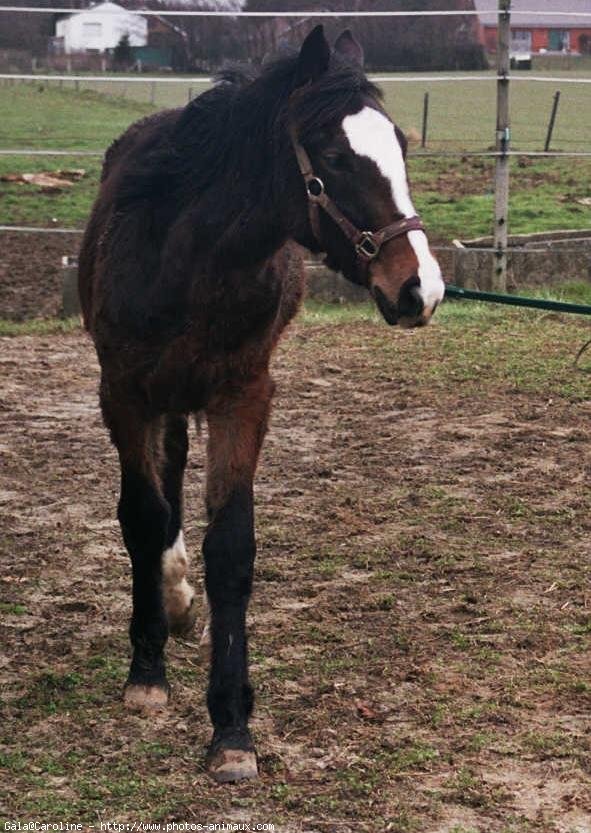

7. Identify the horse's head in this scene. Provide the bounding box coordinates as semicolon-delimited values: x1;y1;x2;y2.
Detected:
288;26;444;328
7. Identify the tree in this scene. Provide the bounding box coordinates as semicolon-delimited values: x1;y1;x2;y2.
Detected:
0;0;58;57
139;0;248;71
113;32;134;69
244;0;487;71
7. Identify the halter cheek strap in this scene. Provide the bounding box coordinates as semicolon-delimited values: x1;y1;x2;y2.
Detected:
289;124;425;269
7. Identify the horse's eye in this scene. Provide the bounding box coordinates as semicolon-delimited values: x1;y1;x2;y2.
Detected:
323;152;349;170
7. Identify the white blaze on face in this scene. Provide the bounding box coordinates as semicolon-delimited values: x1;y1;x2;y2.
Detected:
341;106;445;312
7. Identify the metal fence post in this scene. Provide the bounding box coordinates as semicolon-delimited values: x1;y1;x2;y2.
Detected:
544;90;561;152
421;91;429;149
493;0;511;292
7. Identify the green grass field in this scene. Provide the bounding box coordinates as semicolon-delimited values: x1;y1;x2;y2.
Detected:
0;74;590;240
3;68;590;150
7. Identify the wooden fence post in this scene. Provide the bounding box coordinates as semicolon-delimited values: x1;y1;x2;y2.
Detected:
493;0;511;292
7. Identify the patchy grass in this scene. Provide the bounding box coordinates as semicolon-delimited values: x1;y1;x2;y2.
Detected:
1;79;590;237
1;68;591;822
302;291;591;402
0;316;80;336
0;155;102;228
1;152;589;237
0;602;27;615
301;299;378;325
410;156;591;240
1;304;590;829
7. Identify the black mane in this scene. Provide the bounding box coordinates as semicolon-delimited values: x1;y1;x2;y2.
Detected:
107;51;381;224
90;48;381;336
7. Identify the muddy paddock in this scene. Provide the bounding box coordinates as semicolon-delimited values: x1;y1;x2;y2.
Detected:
0;311;590;831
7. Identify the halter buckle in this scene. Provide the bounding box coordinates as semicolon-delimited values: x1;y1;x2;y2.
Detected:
306;177;325;200
355;231;380;260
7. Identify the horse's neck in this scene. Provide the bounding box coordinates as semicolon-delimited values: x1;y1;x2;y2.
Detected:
219;202;287;269
174;83;295;271
190;164;290;272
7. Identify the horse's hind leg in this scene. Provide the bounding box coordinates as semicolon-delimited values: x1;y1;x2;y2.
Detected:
102;394;171;709
203;372;274;783
160;414;197;637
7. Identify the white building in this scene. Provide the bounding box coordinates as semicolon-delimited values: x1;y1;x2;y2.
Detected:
55;2;148;54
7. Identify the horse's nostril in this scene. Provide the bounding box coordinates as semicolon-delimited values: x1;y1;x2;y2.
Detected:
398;278;424;319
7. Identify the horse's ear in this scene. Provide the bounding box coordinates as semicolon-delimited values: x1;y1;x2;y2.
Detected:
334;29;364;66
295;25;330;86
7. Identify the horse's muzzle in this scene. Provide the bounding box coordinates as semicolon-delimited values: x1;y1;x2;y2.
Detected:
373;277;439;328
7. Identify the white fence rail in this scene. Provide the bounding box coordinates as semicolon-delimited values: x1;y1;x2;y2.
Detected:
1;6;591;16
2;148;591;158
2;72;591;84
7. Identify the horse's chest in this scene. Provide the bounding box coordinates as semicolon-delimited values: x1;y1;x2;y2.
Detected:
118;247;305;415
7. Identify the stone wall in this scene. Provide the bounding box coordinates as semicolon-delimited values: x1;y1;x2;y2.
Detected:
453;229;591;291
304;230;591;303
56;230;591;317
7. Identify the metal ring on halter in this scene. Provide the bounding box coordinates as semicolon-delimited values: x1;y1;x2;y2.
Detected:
306;177;325;199
355;231;380;260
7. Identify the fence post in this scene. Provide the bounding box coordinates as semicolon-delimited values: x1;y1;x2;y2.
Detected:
150;80;156;105
421;91;429;149
188;86;193;103
493;0;511;292
544;90;560;152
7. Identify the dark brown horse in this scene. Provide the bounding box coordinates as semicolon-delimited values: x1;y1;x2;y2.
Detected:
78;25;444;782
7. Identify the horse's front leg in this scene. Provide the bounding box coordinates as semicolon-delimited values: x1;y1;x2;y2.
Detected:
102;395;171;710
202;373;274;783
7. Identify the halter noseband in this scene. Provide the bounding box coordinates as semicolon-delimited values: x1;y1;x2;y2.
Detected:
289;124;425;271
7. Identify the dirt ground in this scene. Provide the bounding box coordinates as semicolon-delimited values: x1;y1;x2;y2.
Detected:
0;231;83;320
0;316;590;831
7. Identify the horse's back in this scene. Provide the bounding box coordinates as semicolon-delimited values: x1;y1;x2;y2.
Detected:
77;92;305;414
103;110;181;180
78;109;182;330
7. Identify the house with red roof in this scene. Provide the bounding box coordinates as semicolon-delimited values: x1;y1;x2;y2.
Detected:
473;0;591;55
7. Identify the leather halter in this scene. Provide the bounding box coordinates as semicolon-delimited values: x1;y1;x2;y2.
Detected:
289;124;425;270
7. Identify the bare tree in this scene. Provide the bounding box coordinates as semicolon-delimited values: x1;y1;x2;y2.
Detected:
244;0;486;70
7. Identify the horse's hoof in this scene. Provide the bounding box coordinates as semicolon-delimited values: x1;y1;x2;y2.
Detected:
123;683;169;711
168;592;198;638
207;748;258;783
